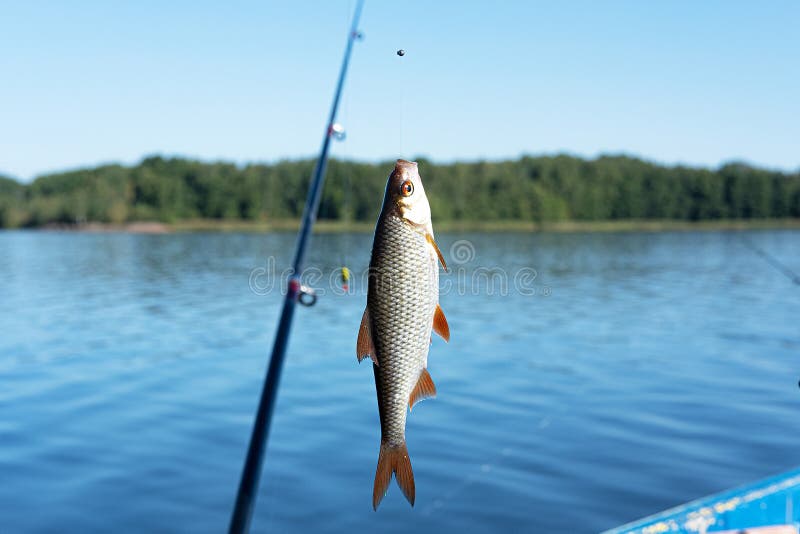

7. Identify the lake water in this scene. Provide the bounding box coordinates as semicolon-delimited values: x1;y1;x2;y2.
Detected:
1;229;798;533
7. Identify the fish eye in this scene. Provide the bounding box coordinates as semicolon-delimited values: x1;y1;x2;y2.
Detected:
400;180;414;197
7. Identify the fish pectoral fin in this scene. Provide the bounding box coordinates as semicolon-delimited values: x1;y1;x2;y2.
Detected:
425;233;448;272
408;368;437;411
433;304;450;342
356;307;378;365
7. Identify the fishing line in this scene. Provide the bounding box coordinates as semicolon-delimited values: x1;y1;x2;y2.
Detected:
339;1;353;294
740;233;800;522
336;0;353;294
737;235;799;390
421;446;516;517
739;235;800;286
397;47;406;156
420;415;558;517
340;64;353;293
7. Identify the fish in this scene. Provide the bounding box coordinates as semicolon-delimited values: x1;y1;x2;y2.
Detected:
357;159;450;510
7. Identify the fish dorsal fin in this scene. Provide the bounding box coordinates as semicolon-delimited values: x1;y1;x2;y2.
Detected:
425;233;448;272
433;304;450;342
357;307;378;365
409;368;437;411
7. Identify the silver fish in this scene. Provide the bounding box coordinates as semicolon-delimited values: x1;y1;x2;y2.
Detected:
357;159;450;510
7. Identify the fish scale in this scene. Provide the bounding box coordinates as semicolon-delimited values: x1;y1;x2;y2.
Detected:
370;214;437;446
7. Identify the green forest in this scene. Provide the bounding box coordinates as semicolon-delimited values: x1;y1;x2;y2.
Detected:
1;154;798;229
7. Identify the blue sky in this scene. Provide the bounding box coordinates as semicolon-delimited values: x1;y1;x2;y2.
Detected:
1;0;798;181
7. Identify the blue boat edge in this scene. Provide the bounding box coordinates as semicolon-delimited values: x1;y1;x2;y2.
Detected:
603;467;800;534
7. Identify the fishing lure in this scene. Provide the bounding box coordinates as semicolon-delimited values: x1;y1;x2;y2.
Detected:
339;266;351;291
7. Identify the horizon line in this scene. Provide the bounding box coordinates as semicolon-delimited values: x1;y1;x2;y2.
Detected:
3;149;799;184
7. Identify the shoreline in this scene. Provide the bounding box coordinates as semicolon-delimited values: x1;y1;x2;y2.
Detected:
20;218;800;234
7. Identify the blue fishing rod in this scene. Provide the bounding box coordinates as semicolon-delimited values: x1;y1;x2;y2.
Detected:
229;2;364;532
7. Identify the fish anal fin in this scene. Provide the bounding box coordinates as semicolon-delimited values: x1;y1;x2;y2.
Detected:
357;307;378;365
373;441;415;510
408;368;437;411
433;304;450;342
425;233;448;272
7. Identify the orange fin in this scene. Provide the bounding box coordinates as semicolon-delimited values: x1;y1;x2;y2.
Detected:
409;368;437;411
425;233;448;272
433;304;450;342
357;307;378;365
373;441;415;510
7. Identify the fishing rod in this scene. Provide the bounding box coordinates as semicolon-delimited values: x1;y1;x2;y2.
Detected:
228;2;364;532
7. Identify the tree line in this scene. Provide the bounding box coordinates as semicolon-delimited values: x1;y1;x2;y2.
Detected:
0;154;798;228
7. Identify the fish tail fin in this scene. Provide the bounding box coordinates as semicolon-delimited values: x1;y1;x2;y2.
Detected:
372;440;415;510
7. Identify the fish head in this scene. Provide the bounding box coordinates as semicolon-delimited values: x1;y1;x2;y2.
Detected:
384;159;432;229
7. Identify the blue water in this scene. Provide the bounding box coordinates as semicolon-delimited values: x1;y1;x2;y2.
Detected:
1;229;798;533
